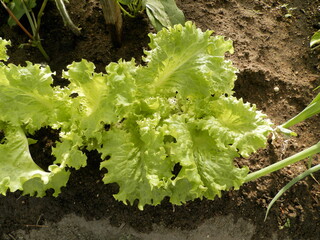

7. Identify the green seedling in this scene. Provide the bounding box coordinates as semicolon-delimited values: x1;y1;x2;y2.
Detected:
1;0;80;60
117;0;144;17
116;0;185;31
1;0;49;60
280;4;297;18
279;218;291;229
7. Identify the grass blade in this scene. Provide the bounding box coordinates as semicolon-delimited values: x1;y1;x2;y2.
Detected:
265;163;320;220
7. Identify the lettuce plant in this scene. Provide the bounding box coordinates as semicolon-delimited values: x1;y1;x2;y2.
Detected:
0;22;273;209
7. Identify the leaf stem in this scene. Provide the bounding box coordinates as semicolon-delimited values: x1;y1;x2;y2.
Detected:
281;92;320;129
117;3;135;18
0;0;33;39
21;0;36;36
35;0;49;40
2;0;49;60
264;163;320;220
35;41;50;61
245;142;320;182
54;0;81;36
21;0;49;61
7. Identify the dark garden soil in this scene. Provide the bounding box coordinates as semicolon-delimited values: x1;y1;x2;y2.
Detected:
1;0;320;239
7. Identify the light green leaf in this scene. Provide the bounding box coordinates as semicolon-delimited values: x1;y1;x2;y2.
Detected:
0;62;57;131
62;59;138;142
139;22;236;99
197;96;272;157
164;114;248;203
0;38;11;61
62;59;114;140
99;111;253;208
105;59;138;119
52;136;87;170
0;125;69;197
99;122;172;210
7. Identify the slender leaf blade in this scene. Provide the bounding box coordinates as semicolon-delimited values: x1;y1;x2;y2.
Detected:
310;31;320;48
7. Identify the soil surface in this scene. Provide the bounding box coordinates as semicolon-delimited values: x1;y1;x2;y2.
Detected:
1;0;320;239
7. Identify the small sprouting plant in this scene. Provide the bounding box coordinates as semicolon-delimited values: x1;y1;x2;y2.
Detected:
117;0;145;17
1;0;50;60
1;0;80;60
279;4;297;18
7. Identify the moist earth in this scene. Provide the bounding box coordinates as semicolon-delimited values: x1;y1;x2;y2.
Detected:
1;0;320;239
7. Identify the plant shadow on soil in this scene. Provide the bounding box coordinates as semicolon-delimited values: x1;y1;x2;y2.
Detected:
1;0;320;239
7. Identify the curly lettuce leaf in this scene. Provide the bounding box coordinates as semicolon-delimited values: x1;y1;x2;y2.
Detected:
99;110;254;208
0;38;10;61
0;126;69;196
105;59;139;119
164;114;249;202
0;62;58;132
62;59;139;141
52;135;87;170
138;21;236;99
195;96;273;157
99;121;172;210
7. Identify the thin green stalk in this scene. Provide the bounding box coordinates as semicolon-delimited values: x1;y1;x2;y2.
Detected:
21;0;49;60
245;142;320;183
118;3;135;18
127;0;144;15
35;41;50;61
21;0;36;35
265;163;320;220
34;0;50;61
35;0;49;40
0;0;33;39
281;92;320;129
54;0;81;35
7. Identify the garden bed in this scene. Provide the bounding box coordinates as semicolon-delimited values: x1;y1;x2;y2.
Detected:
1;0;320;239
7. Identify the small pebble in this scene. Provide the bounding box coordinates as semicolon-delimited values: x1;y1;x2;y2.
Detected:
274;86;280;92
